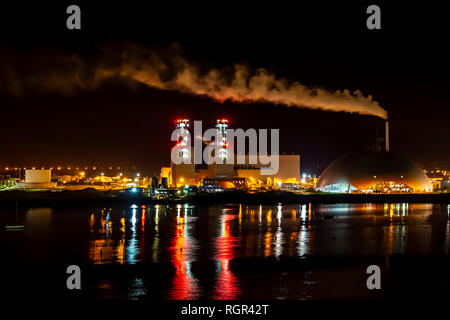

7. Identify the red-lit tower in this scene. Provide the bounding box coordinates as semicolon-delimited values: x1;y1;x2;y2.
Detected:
216;119;228;159
175;119;190;159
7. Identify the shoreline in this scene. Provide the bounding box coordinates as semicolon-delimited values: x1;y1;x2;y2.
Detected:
1;189;450;207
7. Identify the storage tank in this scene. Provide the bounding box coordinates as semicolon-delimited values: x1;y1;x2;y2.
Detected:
316;151;432;193
24;169;54;189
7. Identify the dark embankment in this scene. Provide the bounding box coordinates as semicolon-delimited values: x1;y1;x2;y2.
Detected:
1;189;450;208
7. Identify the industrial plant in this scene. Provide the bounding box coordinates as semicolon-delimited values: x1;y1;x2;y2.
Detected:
160;119;301;191
0;120;447;196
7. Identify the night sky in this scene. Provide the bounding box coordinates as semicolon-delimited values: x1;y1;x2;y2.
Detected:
0;2;449;176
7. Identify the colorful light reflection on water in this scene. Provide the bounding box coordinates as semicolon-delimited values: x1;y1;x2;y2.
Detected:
0;202;448;301
75;203;450;299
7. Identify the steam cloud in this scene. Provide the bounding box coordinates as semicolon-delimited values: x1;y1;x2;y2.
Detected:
1;45;387;119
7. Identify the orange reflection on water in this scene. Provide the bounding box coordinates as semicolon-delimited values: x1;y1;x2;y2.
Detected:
264;230;273;257
267;209;272;225
141;208;146;233
288;231;298;256
213;213;240;300
89;213;95;231
90;239;114;264
238;204;242;232
250;209;256;223
291;209;297;221
308;203;312;220
88;211;125;264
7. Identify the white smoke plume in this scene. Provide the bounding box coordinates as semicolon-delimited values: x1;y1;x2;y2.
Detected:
1;45;388;119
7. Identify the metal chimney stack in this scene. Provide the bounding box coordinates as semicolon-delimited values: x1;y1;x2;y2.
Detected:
385;121;390;152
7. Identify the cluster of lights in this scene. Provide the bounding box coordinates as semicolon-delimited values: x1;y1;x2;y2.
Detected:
426;169;449;176
367;181;413;193
175;119;190;129
0;166;138;171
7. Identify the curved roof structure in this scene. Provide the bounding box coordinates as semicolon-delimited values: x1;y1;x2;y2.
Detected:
316;152;432;193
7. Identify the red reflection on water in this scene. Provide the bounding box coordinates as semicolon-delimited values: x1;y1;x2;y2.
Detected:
141;209;146;233
138;208;146;262
168;213;199;300
213;213;240;300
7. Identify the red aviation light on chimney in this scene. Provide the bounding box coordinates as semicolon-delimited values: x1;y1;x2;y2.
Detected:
175;118;190;129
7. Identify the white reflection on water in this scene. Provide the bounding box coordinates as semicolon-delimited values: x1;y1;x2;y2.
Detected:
258;205;262;226
105;211;111;238
297;226;309;257
274;204;283;258
301;204;307;220
127;277;147;300
152;205;160;263
126;205;139;264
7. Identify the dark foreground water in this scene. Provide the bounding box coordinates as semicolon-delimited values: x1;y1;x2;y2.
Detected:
1;203;449;301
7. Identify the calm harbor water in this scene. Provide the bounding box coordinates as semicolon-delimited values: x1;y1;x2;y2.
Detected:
1;203;450;301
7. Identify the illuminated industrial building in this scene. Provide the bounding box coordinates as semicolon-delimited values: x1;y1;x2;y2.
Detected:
316;123;432;193
163;119;301;189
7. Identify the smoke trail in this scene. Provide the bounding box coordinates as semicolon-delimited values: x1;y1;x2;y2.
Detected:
1;46;388;119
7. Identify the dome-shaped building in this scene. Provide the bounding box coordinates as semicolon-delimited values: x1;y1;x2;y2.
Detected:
316;152;432;193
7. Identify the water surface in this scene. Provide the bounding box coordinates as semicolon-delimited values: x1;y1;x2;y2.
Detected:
1;203;449;301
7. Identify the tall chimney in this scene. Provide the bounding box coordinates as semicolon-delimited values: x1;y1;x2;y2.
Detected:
385;121;390;152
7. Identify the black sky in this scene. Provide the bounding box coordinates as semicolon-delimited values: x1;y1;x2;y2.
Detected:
0;1;449;175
